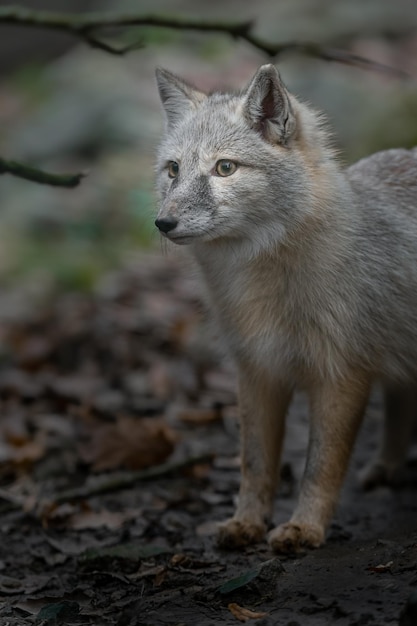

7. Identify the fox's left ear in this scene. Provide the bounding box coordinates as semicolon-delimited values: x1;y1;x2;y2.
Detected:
243;64;296;145
156;68;206;129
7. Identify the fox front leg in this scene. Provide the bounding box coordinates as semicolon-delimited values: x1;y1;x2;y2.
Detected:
269;372;371;553
217;366;293;548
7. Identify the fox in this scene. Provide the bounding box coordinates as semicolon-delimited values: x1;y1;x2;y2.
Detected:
154;64;417;553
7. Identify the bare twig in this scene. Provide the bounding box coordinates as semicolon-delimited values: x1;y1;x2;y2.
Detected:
0;7;407;189
53;453;213;504
0;453;213;514
0;7;252;56
0;157;86;188
0;5;407;76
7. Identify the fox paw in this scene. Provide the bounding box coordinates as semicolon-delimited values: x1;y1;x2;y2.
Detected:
359;461;406;490
268;522;324;554
217;518;266;549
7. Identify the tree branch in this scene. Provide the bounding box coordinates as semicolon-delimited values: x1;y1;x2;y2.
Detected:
0;6;407;76
0;157;86;188
0;7;407;189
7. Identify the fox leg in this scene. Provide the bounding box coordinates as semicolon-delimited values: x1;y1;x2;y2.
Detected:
217;366;293;548
269;372;370;553
359;385;416;489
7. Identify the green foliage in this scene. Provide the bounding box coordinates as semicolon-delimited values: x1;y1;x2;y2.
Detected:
218;565;262;594
36;601;80;624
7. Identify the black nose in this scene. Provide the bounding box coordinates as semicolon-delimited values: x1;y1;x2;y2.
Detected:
155;216;178;233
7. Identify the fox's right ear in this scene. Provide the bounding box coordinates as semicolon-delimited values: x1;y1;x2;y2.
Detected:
155;68;206;128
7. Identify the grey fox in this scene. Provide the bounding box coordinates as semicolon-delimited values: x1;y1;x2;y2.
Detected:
155;64;417;553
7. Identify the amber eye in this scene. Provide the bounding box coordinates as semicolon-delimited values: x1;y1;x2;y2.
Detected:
168;161;179;178
215;160;238;177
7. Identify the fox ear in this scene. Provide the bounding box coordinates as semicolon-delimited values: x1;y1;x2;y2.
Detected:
156;68;205;128
243;64;296;145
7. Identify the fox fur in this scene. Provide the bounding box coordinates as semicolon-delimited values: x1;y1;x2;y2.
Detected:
155;64;417;552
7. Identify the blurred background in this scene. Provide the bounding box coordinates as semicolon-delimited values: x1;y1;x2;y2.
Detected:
0;0;416;293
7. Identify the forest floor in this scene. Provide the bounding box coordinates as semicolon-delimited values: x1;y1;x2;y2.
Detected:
0;253;416;626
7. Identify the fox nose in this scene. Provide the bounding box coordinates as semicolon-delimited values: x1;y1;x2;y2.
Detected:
155;216;178;233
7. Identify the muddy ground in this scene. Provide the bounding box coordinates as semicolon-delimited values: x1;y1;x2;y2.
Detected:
0;254;415;626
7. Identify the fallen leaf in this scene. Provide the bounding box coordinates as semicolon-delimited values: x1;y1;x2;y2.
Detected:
41;502;77;528
219;567;260;595
0;437;45;469
36;600;80;623
129;564;166;581
0;573;52;596
367;560;394;573
176;407;221;425
2;411;29;446
79;416;177;471
49;374;104;404
0;368;43;400
219;559;284;595
69;507;140;531
16;335;53;369
186;461;211;479
228;603;268;622
44;534;114;557
147;361;175;399
0;575;24;595
153;567;168;587
169;553;218;569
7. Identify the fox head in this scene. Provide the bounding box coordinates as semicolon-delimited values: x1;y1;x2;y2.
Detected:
155;65;332;251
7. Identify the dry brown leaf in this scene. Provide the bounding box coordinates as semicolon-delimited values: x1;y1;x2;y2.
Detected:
16;335;53;369
40;499;140;530
13;440;45;464
169;553;219;570
228;603;268;622
153;567;168;587
176;407;221;425
79;416;177;471
169;314;199;349
41;502;76;528
129;564;166;582
170;553;188;567
147;361;174;399
2;412;29;446
0;437;46;469
186;461;211;479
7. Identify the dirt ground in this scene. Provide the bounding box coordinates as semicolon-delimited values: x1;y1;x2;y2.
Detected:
0;254;415;626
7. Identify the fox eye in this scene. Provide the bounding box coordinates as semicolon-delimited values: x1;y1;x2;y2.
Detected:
167;161;179;178
215;160;238;177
